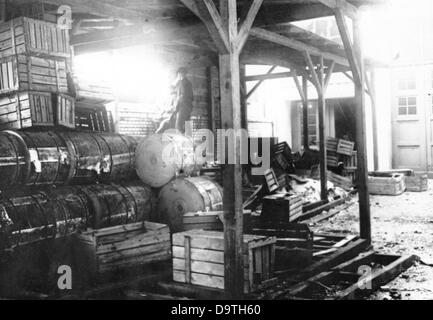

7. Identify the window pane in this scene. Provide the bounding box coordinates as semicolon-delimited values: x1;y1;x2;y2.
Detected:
398;97;406;105
408;80;416;90
408;97;417;105
398;107;407;115
408;107;417;115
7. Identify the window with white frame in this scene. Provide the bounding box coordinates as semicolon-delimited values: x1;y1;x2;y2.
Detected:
398;96;417;115
397;77;416;91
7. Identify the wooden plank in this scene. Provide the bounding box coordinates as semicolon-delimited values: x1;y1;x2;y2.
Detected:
335;255;419;300
246;65;277;99
250;27;349;67
236;0;264;51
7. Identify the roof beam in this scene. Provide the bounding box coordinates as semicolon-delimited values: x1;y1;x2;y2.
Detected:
246;65;277;99
250;27;349;67
180;0;230;54
236;0;264;51
245;70;297;82
316;0;357;19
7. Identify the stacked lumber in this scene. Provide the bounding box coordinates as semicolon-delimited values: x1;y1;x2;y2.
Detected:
368;173;405;195
0;17;74;129
73;221;171;278
262;193;303;222
172;230;276;293
405;174;428;192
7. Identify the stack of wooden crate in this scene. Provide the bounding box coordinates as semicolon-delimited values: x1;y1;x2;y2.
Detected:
172;230;276;293
73;76;115;132
0;17;74;130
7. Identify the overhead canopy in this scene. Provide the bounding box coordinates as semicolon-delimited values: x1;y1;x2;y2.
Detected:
13;0;386;72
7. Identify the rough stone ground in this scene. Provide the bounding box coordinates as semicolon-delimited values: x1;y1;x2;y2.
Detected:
311;180;433;300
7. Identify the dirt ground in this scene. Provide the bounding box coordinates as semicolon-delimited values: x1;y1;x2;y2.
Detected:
312;180;433;300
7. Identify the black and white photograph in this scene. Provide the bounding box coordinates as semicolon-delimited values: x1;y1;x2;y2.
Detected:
0;0;432;306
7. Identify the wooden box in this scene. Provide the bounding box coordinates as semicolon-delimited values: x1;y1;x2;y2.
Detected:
405;174;428;192
73;222;171;277
7;2;59;24
74;77;114;104
0;17;70;59
262;193;303;222
326;137;339;152
182;210;251;232
368;173;406;195
54;93;75;128
172;230;276;293
337;139;355;156
0;91;53;129
0;91;75;130
75;102;114;132
0;54;68;94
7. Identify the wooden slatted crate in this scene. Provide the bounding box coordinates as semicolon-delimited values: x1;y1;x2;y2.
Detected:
172;230;276;293
0;91;75;130
0;54;68;94
262;193;303;222
337;139;355;156
54;93;75;128
0;91;53;129
182;210;251;232
0;17;70;59
326;151;339;168
73;222;171;279
326;137;339;152
74;77;114;104
368;173;406;195
75;102;114;132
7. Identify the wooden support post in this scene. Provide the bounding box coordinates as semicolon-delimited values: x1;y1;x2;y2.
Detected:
353;18;371;243
181;0;263;299
317;56;328;201
0;0;6;22
240;64;248;130
366;69;379;171
302;76;309;150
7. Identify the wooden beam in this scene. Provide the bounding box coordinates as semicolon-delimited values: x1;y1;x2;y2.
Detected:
250;27;349;67
317;56;328;201
353;17;371;243
342;71;370;96
293;74;305;103
324;61;336;92
367;70;379;171
0;0;6;22
303;51;321;94
245;69;296;82
236;0;264;51
181;0;230;54
218;0;244;299
246;65;277;99
316;0;357;19
334;9;361;86
302;76;309;150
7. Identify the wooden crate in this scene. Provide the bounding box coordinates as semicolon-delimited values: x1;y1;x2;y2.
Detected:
368;173;406;195
73;222;171;278
74;77;114;104
326;150;339;168
405;174;428;192
337;139;355;156
326;137;339;152
7;2;59;23
0;54;68;94
0;91;53;129
172;230;276;293
182;210;251;232
0;17;70;59
75;102;114;132
262;193;303;222
54;93;75;128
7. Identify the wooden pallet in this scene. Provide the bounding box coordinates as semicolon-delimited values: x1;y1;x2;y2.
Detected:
285;252;418;300
0;54;68;94
172;230;276;293
0;17;70;59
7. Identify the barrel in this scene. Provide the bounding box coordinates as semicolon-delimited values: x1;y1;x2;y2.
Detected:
157;177;223;232
0;130;137;189
135;133;205;188
0;182;155;249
